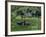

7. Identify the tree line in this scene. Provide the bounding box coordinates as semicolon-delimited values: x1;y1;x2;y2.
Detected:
11;5;41;17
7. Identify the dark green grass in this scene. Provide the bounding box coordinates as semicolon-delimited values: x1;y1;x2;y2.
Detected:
11;16;41;32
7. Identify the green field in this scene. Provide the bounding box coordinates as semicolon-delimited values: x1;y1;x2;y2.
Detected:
11;6;41;32
11;16;41;32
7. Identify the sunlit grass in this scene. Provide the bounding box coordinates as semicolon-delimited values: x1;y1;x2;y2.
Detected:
11;17;41;32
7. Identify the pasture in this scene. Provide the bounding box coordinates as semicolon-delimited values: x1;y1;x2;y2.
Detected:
11;6;41;32
11;16;41;31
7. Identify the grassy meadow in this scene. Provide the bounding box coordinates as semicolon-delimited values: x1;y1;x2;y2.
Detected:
11;6;41;32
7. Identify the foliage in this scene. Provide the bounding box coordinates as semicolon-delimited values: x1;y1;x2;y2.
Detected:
11;5;41;17
11;5;41;31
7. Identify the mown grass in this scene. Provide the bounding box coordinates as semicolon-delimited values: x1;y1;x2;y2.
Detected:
11;16;41;32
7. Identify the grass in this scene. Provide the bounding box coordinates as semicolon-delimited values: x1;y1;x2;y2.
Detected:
11;16;41;32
